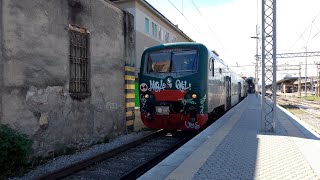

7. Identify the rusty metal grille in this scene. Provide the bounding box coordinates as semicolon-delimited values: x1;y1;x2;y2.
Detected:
69;28;90;99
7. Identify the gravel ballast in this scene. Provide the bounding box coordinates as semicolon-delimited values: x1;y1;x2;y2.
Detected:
11;130;154;180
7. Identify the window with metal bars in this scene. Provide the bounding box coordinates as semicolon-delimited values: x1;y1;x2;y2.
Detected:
69;25;90;99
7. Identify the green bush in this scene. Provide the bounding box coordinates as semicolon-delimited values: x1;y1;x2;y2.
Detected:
0;124;32;177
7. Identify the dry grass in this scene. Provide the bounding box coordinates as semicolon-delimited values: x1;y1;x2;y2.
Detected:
303;96;320;102
278;104;306;115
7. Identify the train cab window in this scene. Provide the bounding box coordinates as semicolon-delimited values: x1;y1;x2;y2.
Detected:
171;50;198;72
146;49;198;74
147;52;171;73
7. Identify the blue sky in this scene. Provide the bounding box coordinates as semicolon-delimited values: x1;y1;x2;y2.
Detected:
146;0;320;80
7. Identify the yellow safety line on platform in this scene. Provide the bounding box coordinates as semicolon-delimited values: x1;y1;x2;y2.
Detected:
125;66;135;72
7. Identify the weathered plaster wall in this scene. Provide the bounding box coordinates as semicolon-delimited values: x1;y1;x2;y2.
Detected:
0;0;3;123
1;0;135;156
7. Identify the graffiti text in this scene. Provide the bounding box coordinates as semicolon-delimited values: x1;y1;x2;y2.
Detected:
149;80;166;92
175;80;191;92
185;121;200;129
199;94;207;114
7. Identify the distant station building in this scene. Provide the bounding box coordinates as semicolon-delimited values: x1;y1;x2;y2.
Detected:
271;76;319;95
111;0;194;77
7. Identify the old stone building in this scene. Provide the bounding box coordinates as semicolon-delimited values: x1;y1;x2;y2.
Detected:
111;0;193;77
111;0;193;107
0;0;135;156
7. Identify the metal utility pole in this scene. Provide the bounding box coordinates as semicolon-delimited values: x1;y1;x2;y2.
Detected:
299;63;301;97
261;0;276;132
305;47;308;97
251;25;260;93
318;64;320;96
318;63;320;96
316;62;320;96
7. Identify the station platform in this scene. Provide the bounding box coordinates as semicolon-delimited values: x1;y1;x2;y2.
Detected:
138;94;320;180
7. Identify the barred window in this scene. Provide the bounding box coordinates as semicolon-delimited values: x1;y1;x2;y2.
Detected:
69;25;90;99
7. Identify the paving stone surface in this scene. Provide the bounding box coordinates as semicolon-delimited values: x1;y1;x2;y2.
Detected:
140;94;320;180
192;95;319;180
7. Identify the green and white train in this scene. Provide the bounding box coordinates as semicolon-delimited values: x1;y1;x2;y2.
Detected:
138;42;247;130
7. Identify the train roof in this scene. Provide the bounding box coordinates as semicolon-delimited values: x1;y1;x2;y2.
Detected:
144;42;207;52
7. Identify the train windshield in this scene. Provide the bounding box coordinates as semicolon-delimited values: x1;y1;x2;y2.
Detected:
146;49;198;74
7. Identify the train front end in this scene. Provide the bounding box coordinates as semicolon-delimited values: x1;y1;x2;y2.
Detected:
139;43;208;130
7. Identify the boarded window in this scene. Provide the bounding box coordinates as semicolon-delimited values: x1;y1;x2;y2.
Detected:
69;25;90;99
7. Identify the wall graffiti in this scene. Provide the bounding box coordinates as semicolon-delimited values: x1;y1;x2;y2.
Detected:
175;80;191;92
106;102;118;110
185;121;200;129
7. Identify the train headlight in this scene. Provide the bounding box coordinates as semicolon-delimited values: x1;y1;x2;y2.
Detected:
192;94;197;99
144;94;149;98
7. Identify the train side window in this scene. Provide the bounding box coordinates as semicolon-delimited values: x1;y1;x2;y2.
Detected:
219;68;222;74
211;58;214;76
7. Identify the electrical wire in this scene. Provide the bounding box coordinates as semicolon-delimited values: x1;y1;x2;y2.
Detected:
167;0;202;35
289;10;320;50
191;0;225;49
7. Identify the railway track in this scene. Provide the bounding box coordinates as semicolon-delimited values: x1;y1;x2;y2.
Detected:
277;96;320;116
37;130;195;180
277;96;320;134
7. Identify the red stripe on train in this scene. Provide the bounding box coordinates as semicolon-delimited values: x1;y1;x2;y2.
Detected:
141;113;208;130
152;90;188;101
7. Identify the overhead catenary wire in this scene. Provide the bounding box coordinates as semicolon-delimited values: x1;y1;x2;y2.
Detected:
289;10;320;51
167;0;202;35
191;0;225;49
166;0;230;60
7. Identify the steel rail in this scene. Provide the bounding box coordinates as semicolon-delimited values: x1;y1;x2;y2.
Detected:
36;130;165;180
119;135;193;180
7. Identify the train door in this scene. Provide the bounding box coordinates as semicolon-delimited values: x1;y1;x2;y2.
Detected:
238;82;241;102
225;76;231;110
